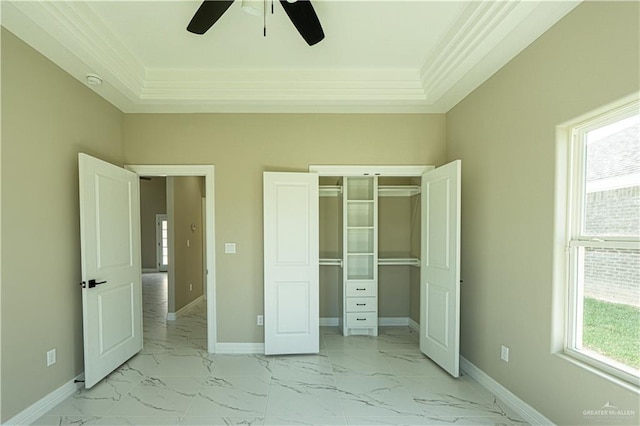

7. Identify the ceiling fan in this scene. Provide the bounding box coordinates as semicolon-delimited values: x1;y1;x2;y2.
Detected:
187;0;325;46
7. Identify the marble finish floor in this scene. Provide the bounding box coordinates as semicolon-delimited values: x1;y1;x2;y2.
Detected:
36;273;527;425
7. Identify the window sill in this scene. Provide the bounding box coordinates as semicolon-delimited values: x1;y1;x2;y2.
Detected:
554;352;640;394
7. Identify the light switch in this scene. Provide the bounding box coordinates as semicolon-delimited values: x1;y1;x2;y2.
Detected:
224;243;236;254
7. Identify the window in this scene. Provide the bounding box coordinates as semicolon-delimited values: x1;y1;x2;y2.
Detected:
564;100;640;385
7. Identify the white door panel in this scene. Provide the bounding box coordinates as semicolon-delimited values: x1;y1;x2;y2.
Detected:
421;160;461;377
274;282;310;333
264;172;319;355
426;283;449;348
79;153;142;388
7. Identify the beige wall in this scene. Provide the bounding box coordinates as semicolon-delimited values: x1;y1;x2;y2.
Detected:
0;23;4;424
409;193;421;323
0;29;124;421
379;193;413;318
446;2;639;425
124;113;446;342
171;176;205;311
140;177;166;269
319;192;341;318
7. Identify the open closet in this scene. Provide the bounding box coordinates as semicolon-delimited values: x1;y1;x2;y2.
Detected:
263;162;461;377
318;174;423;337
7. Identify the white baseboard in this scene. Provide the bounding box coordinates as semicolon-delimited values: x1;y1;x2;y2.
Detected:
321;317;413;327
142;268;159;273
5;373;84;425
320;317;339;326
216;343;265;354
409;318;419;332
166;295;203;321
460;356;554;425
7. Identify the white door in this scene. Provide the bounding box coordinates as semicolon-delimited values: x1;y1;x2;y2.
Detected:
79;153;143;388
420;160;461;377
263;172;319;355
156;214;169;272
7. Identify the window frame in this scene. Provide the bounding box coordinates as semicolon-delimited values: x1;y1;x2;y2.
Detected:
564;100;640;387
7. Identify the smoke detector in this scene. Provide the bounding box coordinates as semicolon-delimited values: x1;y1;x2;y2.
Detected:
85;74;103;86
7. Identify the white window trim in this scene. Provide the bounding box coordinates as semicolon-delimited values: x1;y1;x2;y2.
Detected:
555;96;640;389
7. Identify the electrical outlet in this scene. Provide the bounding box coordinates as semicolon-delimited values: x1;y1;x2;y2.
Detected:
501;345;510;362
47;349;56;367
189;283;193;291
257;315;264;326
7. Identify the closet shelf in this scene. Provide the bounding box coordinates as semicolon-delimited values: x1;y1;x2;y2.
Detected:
319;185;342;197
378;185;421;197
320;258;420;267
378;257;421;267
320;258;343;267
320;185;421;197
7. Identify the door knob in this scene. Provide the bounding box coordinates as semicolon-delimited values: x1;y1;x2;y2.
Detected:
80;279;107;289
89;279;107;288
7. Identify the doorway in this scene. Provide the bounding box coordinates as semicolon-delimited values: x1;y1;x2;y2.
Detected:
127;164;217;353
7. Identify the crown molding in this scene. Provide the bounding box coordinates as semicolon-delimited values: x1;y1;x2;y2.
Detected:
4;1;145;96
123;100;442;114
40;1;145;95
141;68;426;102
420;0;523;101
2;0;581;114
420;0;582;110
1;0;142;110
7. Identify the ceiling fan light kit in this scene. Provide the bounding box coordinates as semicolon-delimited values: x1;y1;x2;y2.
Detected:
187;0;324;46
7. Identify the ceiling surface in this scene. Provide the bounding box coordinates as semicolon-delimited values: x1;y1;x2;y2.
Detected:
2;0;581;113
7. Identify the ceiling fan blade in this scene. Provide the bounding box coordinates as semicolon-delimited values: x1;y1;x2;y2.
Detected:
279;0;324;46
187;0;235;35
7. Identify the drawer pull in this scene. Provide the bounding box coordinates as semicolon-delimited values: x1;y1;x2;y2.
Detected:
357;318;366;321
356;303;366;306
356;288;366;291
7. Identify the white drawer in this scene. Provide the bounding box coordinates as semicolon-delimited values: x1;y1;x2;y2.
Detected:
346;312;377;327
346;282;376;297
346;297;376;312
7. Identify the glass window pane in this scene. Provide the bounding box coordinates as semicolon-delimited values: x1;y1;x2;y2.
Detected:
579;247;640;370
583;114;640;237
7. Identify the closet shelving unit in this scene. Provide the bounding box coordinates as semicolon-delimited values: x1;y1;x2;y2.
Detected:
343;177;378;335
319;184;422;267
319;178;422;336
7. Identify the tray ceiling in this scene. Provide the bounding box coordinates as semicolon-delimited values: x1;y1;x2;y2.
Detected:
2;0;581;113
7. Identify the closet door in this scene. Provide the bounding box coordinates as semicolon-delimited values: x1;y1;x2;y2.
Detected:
420;160;461;377
263;172;319;355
